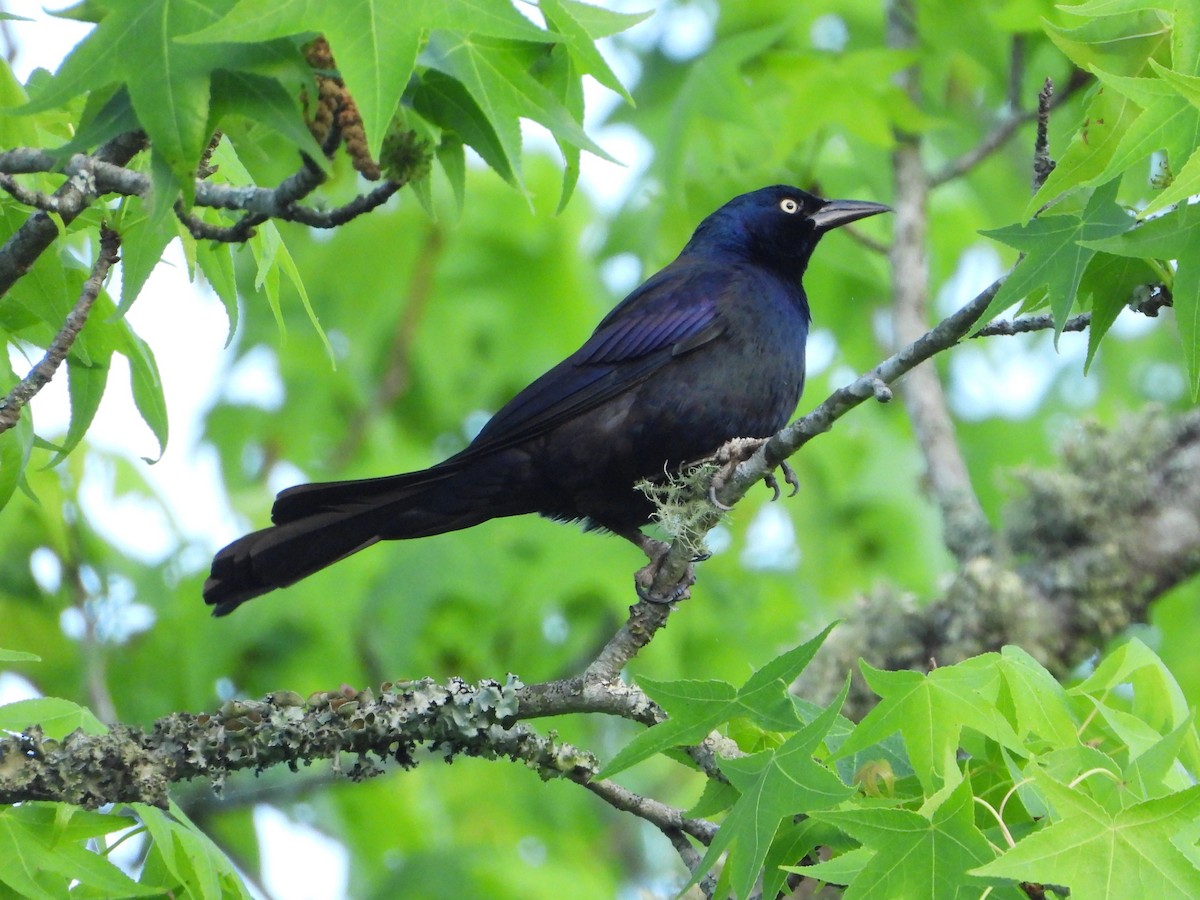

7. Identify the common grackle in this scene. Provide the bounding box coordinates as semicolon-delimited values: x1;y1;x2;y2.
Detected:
204;186;889;615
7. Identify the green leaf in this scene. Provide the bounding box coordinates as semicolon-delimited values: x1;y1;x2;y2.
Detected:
1155;60;1200;110
184;0;558;159
135;803;252;899
795;846;874;890
1083;201;1200;396
195;237;239;344
0;351;34;511
430;36;617;183
51;85;141;158
596;624;836;779
538;0;649;104
0;648;40;662
832;655;1025;793
0;697;107;740
1089;68;1200;211
10;804;133;843
0;811;61;900
0;806;160;898
1078;251;1160;370
972;773;1200;898
209;69;326;166
23;0;241;200
685;776;739;819
115;194;176;315
1125;713;1199;797
1027;85;1141;211
49;356;111;466
259;220;333;362
685;681;855;900
411;69;516;186
983;179;1135;335
120;330;169;462
995;646;1080;748
436;135;467;214
1072;638;1191;733
762;817;843;900
1042;8;1170;75
206;139;329;355
805;778;998;900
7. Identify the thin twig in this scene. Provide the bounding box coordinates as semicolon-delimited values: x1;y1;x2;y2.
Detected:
0;132;145;300
581;778;717;845
0;172;62;212
0;226;121;433
1032;78;1056;192
725;279;1004;506
583;599;676;682
972;283;1172;338
929;71;1089;188
973;311;1090;337
638;275;1006;626
0;147;403;242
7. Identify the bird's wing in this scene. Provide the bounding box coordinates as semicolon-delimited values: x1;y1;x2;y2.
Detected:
461;263;731;457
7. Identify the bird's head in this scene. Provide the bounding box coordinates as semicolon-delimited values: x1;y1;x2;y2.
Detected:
685;185;890;278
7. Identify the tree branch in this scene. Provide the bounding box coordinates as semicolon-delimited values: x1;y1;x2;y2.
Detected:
0;673;719;867
0;132;145;300
0;225;121;433
0;146;404;245
929;70;1090;188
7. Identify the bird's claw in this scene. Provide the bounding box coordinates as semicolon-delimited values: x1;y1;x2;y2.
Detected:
764;471;781;501
709;437;800;506
708;436;768;510
708;483;733;511
759;455;799;501
635;559;696;604
780;459;800;497
630;534;699;603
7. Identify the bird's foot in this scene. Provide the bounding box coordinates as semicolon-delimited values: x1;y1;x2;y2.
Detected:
707;437;799;509
764;459;800;501
630;535;698;604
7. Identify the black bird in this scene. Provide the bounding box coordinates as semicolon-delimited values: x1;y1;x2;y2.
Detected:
205;186;889;615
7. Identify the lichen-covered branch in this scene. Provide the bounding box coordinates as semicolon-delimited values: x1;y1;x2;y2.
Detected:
0;673;718;867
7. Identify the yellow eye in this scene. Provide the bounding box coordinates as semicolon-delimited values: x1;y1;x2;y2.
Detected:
780;198;800;214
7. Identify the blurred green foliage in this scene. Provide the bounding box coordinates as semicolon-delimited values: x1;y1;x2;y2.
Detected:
2;0;1199;896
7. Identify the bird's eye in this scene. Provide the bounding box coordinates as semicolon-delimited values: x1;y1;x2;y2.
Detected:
780;198;800;214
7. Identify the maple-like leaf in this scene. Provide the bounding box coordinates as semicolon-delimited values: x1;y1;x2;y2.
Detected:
185;0;561;159
1084;200;1200;397
831;655;1025;793
24;0;303;202
596;624;835;779
803;779;1008;900
981;179;1135;335
973;774;1200;898
685;683;854;900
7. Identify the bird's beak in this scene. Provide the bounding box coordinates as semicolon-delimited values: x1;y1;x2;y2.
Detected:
811;199;891;232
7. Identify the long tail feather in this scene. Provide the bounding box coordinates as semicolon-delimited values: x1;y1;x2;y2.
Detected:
204;459;530;615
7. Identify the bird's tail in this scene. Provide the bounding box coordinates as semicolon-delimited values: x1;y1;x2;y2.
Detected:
204;458;530;616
